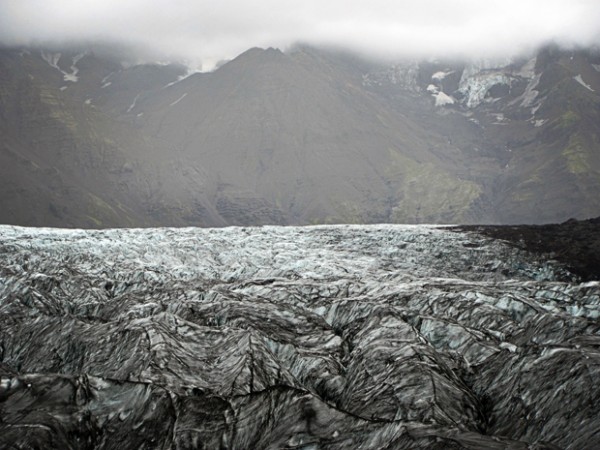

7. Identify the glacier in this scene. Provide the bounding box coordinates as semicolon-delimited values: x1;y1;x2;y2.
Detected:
0;224;599;449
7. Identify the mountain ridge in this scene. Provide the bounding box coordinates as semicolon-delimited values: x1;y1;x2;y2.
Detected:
1;43;599;227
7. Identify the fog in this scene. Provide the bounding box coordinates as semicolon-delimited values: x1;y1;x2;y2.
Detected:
1;0;599;68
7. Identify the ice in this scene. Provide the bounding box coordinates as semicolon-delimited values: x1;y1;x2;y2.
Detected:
0;224;598;448
433;91;455;106
426;84;455;106
40;50;85;83
431;70;454;81
515;57;537;78
100;72;115;88
163;67;199;88
518;73;541;108
127;93;141;113
458;71;512;108
491;113;507;124
573;74;595;92
169;93;188;106
62;52;86;82
41;51;61;69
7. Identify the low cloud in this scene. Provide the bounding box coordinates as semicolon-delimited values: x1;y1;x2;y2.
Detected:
1;0;599;68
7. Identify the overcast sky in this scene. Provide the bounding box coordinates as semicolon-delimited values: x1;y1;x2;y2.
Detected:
1;0;599;68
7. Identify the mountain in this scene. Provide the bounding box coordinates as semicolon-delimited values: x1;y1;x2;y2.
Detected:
1;44;599;227
364;45;600;223
1;222;599;448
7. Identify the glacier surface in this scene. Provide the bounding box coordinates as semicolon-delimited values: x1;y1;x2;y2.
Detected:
0;224;599;449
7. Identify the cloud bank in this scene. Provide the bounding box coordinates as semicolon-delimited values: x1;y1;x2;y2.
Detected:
1;0;599;68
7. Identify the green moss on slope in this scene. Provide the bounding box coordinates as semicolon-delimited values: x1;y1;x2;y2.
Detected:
386;148;481;223
563;134;591;175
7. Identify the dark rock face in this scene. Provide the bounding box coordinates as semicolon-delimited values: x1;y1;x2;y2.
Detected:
455;216;600;281
1;224;599;449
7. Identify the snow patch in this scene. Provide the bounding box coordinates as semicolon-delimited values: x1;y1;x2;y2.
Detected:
458;71;512;108
63;52;86;82
533;119;545;127
84;99;92;105
499;342;517;353
573;74;594;92
40;50;86;83
433;91;455;106
41;51;61;70
127;94;141;113
516;73;541;108
432;70;454;81
492;113;508;124
163;68;199;89
101;72;114;89
169;93;188;107
514;57;536;79
426;83;454;106
593;64;600;72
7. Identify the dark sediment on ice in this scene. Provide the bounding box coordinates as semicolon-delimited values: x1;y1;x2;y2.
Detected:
1;224;599;449
454;217;600;281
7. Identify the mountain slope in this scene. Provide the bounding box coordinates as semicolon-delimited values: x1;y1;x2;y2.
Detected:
0;44;599;227
0;49;152;227
364;45;600;224
131;47;483;225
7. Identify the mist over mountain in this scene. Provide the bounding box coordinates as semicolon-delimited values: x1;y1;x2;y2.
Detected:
1;41;599;227
2;0;600;68
2;4;600;447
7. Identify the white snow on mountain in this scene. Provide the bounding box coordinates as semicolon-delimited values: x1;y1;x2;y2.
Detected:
163;67;200;89
41;50;61;70
169;93;188;106
458;71;512;108
434;91;455;106
432;70;454;81
513;57;536;78
573;74;595;92
40;50;85;83
127;93;141;113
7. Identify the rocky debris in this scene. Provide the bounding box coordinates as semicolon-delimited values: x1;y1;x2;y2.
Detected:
0;224;599;449
455;217;600;281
